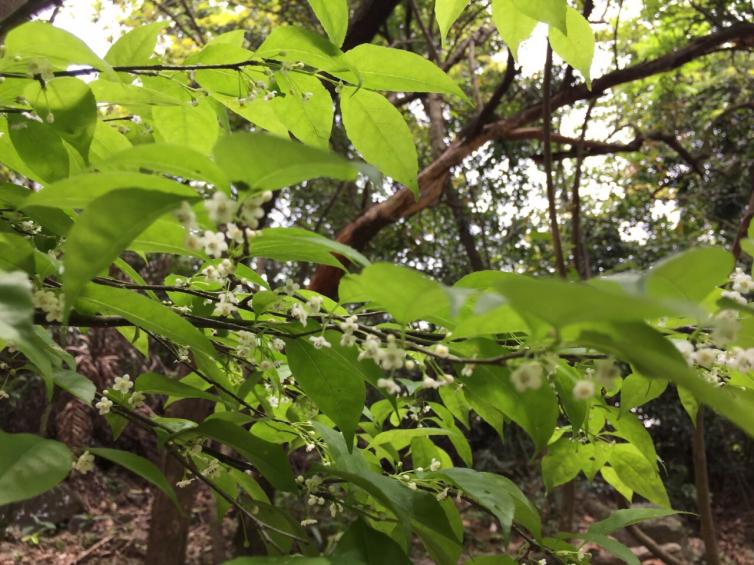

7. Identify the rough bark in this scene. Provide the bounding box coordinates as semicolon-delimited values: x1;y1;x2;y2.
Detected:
145;399;213;565
343;0;402;50
309;23;754;297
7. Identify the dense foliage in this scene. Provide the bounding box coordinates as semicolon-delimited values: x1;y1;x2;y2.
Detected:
0;1;753;563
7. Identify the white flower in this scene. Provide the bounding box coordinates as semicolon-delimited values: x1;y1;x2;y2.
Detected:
436;488;449;501
204;459;221;478
429;458;442;472
712;309;740;346
510;361;544;393
0;390;8;400
201;265;224;283
204;191;237;224
595;359;620;385
176;478;194;488
73;451;95;474
358;335;381;360
112;374;133;394
226;222;244;244
217;258;235;277
237;331;258;349
305;443;316;453
693;347;721;369
270;338;285;352
32;290;63;323
377;378;401;395
283;280;301;295
203;231;228;258
129;391;146;408
185;232;204;251
572;379;595;400
339;315;358;334
212;292;238;317
245;228;262;239
404;360;416;371
309;336;331;349
340;333;357;347
95;396;113;415
377;342;405;371
259;360;275;371
300;519;318;527
290;303;308;325
422;375;441;389
267;396;280;408
731;268;754;294
722;290;747;305
439;373;455;385
434;344;450;358
461;364;475;377
407;481;417;490
306;295;324;314
174;201;196;229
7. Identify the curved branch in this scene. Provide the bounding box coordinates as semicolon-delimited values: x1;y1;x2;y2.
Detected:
309;22;754;297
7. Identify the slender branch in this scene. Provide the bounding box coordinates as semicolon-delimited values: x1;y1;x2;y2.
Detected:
542;43;568;278
570;100;596;279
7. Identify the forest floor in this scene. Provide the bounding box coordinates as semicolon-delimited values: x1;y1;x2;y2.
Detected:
1;467;753;564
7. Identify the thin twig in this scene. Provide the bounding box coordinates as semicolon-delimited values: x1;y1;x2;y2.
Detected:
542;44;568;278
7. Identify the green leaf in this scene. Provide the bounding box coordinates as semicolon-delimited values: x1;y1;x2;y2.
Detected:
193;419;296;491
8;115;69;182
78;284;217;360
462;363;557;451
105;22;167;67
435;0;470;47
0;272;56;380
437;468;514;539
339;263;449;324
0;232;35;274
63;189;191;310
0;431;72;505
340;87;419;195
601;465;633;501
257;26;350;75
620;373;667;413
89;448;179;508
89;80;182;107
25;77;97;159
579;532;639;565
307;0;349;47
25;171;199;210
608;443;669;507
249;227;369;270
333;518;411;565
588;507;681;536
213;132;360;190
100;143;230;190
581;321;754;437
274;71;333;148
88;121;133;163
5;22;112;72
605;408;659;471
285;335;366;447
341;45;465;97
491;0;537;61
440;468;541;539
541;437;583;490
643;247;732;304
677;386;700;423
548;7;595;88
135;372;221;403
512;0;567;33
52;370;96;405
152;98;219;154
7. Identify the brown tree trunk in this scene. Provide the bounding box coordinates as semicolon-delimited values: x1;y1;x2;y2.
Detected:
693;409;721;565
145;399;213;565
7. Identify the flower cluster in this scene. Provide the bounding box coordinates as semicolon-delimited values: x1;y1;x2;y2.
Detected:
32;290;64;323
